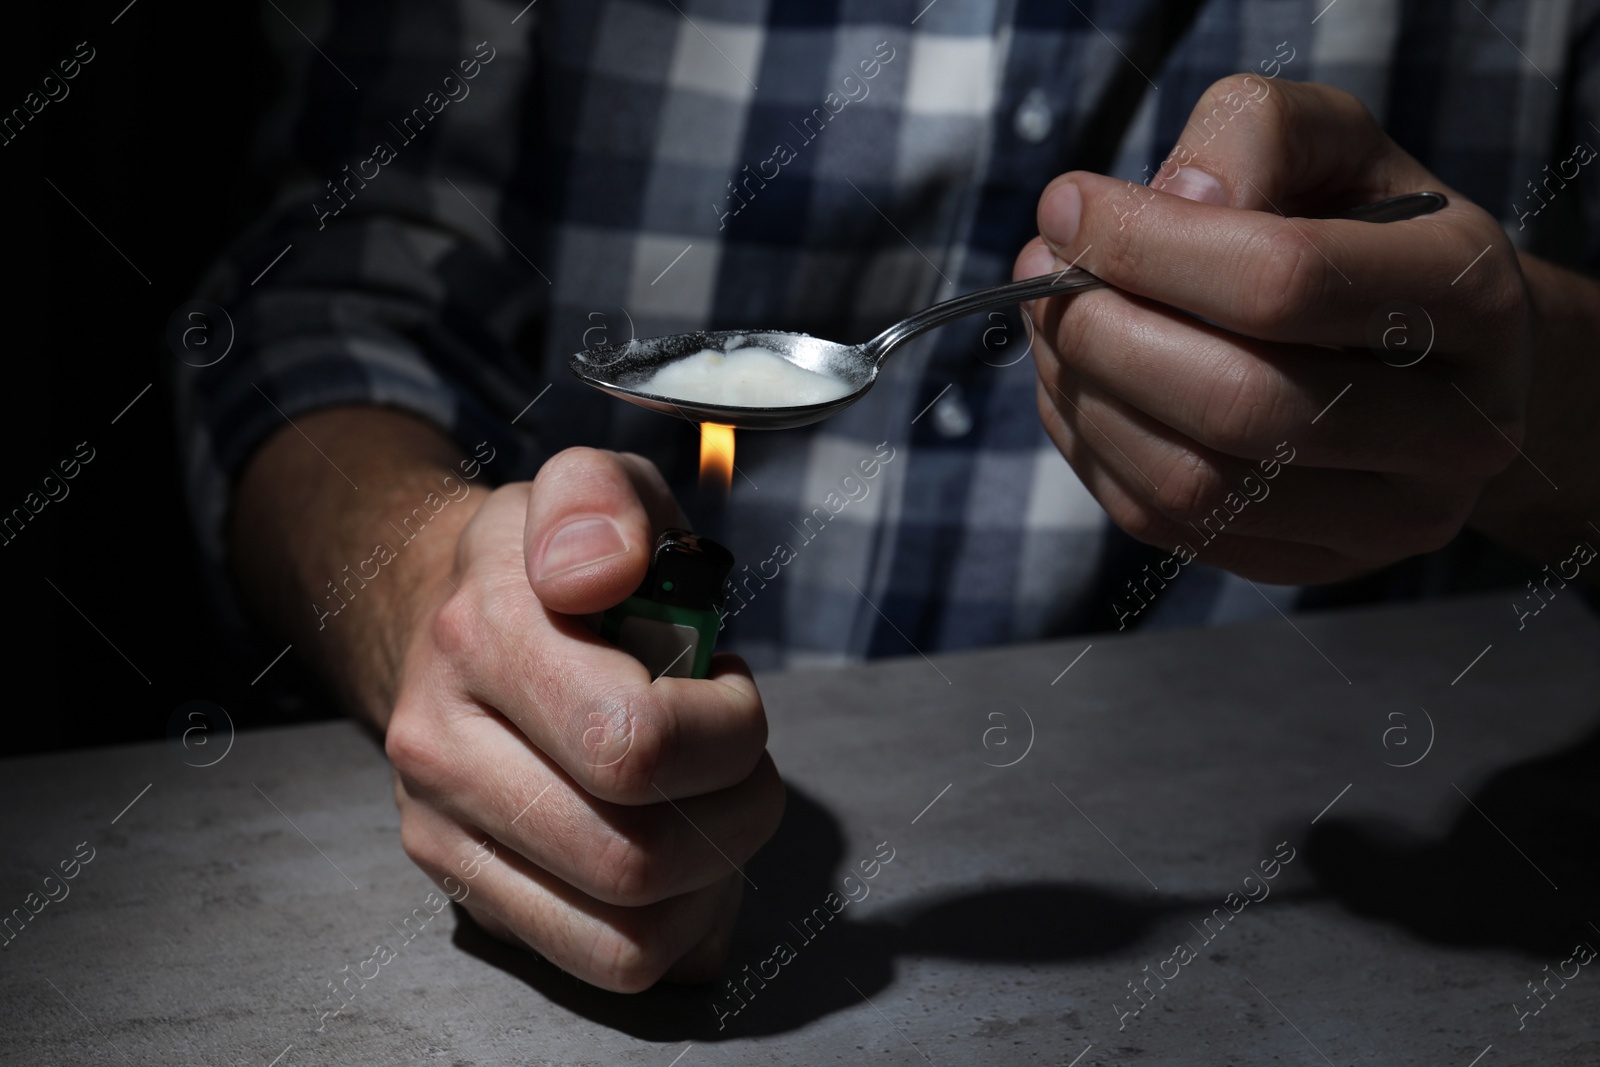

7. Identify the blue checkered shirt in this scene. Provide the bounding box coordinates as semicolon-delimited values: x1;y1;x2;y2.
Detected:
178;0;1600;670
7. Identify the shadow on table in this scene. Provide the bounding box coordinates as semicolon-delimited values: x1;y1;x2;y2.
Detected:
450;725;1600;1036
1303;722;1600;957
451;786;1301;1040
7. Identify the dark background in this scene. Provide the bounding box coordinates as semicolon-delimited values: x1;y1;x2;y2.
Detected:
0;1;327;755
0;2;1538;758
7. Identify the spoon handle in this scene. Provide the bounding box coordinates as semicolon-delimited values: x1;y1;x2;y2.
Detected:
862;272;1107;364
860;190;1448;365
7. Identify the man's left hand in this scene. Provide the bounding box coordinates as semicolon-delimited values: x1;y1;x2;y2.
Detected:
1016;74;1594;584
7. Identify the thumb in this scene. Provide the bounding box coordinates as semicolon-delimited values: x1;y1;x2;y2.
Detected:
524;447;686;615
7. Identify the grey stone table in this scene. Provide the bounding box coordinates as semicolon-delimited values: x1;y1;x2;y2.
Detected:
4;593;1600;1065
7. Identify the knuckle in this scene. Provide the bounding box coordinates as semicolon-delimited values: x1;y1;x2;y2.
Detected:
430;589;480;660
536;445;630;496
1053;291;1125;365
396;808;443;875
1181;73;1286;147
384;703;445;790
1239;229;1322;335
1149;453;1228;524
1095;211;1148;288
1107;493;1175;548
1315;82;1377;130
1034;376;1066;437
594;828;665;906
1249;76;1367;139
543;445;605;477
1036;381;1086;464
1204;72;1273;109
1196;360;1280;454
585;687;670;802
1475;264;1530;331
590;926;672;993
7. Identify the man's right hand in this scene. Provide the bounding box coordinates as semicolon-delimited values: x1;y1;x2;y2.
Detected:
232;412;783;991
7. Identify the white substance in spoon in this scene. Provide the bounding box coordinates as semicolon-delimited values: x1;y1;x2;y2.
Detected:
640;346;853;408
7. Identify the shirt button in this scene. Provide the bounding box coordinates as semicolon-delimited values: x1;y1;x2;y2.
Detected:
932;385;973;438
1013;88;1054;144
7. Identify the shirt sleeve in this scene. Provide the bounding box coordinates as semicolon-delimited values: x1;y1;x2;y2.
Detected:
174;0;544;624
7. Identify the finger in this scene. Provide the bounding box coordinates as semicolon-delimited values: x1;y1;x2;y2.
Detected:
394;697;784;906
395;791;743;993
423;568;771;802
455;484;764;799
1022;269;1515;478
1034;379;1377;585
524;447;687;616
663;874;744;984
1034;373;1470;565
1034;167;1515;351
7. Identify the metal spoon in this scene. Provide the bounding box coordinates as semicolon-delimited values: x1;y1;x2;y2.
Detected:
569;191;1447;431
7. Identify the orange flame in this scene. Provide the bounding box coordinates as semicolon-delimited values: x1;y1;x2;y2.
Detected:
699;422;735;496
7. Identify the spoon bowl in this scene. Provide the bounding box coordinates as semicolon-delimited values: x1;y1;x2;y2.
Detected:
569;191;1448;430
570;329;869;430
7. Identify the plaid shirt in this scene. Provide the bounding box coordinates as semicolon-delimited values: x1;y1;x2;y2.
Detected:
179;0;1600;670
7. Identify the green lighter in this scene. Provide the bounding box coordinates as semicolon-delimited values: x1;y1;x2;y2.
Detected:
598;528;734;679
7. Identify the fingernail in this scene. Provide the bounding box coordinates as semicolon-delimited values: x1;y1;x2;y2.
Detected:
1015;243;1064;280
1155;166;1228;205
537;517;628;579
1039;181;1081;247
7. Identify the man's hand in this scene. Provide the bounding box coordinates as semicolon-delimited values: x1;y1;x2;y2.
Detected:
387;449;783;991
233;411;783;991
1016;74;1599;582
